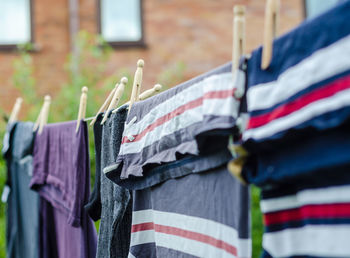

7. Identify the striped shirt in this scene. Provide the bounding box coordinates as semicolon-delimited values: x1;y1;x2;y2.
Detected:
129;163;251;258
104;63;240;181
243;1;350;152
260;167;350;257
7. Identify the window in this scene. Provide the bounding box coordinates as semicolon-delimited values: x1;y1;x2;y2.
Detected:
304;0;344;19
0;0;33;48
99;0;144;47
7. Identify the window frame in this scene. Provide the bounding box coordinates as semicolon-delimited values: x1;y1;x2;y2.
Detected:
0;0;35;51
97;0;146;48
303;0;342;19
303;0;308;19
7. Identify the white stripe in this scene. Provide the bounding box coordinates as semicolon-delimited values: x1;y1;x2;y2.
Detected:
155;231;236;258
243;87;350;140
204;98;240;117
126;72;232;136
130;228;251;258
128;253;136;258
131;209;251;257
121;98;238;157
121;105;203;155
120;73;237;156
260;184;350;213
121;96;239;156
247;35;350;112
130;230;155;245
263;225;350;257
132;209;154;224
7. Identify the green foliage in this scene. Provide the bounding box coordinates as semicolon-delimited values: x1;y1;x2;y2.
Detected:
252;186;263;258
54;31;114;122
157;61;187;88
11;43;41;120
0;30;264;258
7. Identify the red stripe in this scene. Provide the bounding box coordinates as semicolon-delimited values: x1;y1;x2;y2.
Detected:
247;75;350;129
122;89;235;144
155;224;238;256
264;203;350;226
131;222;154;232
131;222;238;256
203;89;235;99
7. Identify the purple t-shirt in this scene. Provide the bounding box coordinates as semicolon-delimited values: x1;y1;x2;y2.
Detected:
30;120;97;258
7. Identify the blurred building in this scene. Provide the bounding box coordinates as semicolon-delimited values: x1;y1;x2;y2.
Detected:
0;0;314;113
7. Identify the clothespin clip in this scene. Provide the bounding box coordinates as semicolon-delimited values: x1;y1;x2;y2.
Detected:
261;0;280;70
128;59;144;114
112;83;162;114
138;84;162;101
89;87;117;126
33;108;43;132
232;5;246;73
8;97;23;124
38;95;51;134
76;86;88;132
227;157;247;185
227;139;249;185
33;96;50;132
101;77;128;125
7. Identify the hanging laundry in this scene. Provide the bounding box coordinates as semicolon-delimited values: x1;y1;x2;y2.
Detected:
235;2;350;257
128;156;251;258
2;122;40;258
240;0;350;186
29;120;97;258
104;62;240;182
102;64;251;257
85;114;103;222
242;1;350;153
109;148;251;258
260;166;350;257
85;107;132;258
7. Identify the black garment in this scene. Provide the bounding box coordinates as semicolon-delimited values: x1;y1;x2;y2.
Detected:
84;113;103;221
86;107;132;258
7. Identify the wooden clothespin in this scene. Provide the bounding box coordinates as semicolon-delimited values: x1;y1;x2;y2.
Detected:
128;59;144;114
38;95;51;134
101;77;128;125
33;107;43;132
89;87;117;126
112;84;162;114
228;158;247;185
8;97;23;124
232;5;246;73
33;96;48;132
227;145;249;185
76;86;88;132
138;84;162;101
261;0;280;70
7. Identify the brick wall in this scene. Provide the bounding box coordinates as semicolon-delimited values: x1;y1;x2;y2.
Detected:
0;0;303;115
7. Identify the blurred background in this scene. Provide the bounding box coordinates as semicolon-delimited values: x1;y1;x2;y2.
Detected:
0;0;341;257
